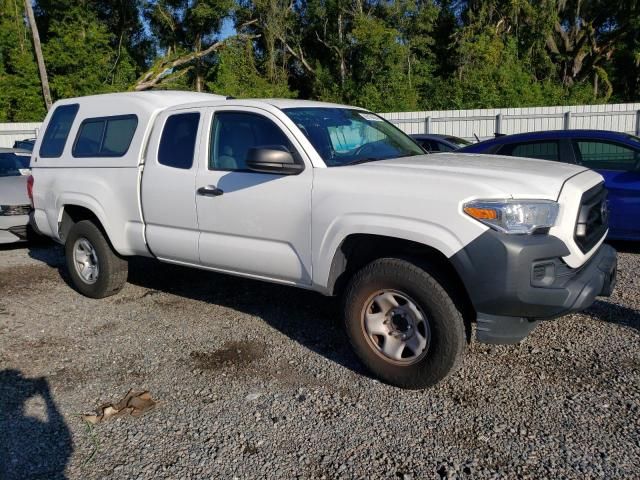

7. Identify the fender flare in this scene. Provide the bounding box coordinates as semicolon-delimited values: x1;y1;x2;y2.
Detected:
314;213;476;291
54;194;120;252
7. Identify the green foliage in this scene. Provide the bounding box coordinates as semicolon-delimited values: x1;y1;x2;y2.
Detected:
43;6;138;99
143;0;234;90
1;0;639;119
346;15;419;111
207;37;294;97
0;0;45;121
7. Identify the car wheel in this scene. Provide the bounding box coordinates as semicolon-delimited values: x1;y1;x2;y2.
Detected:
65;220;128;298
343;257;466;389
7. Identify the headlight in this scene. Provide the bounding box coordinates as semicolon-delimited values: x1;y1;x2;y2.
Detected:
463;199;559;234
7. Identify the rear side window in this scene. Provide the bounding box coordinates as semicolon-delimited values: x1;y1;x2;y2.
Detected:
500;141;560;161
73;115;138;157
575;140;638;171
39;104;79;158
158;113;200;169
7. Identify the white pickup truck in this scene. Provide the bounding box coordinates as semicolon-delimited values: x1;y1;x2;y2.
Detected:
30;92;617;389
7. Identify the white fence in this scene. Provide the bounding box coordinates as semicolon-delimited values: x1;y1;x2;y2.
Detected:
0;122;41;148
379;103;640;140
2;102;640;148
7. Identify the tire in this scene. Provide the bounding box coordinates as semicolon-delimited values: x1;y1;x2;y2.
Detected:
64;220;128;298
343;257;466;389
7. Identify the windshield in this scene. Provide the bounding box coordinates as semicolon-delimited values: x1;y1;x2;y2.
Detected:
625;133;640;146
445;136;472;148
283;108;424;166
0;153;30;177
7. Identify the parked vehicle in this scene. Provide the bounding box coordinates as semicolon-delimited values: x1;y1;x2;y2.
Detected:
13;138;36;152
409;133;471;152
30;92;617;389
459;130;640;240
0;148;32;243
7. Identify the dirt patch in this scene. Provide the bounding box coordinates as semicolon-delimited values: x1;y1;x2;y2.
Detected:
49;365;93;391
0;264;59;294
111;290;161;305
18;336;73;351
90;322;118;336
190;340;267;371
111;290;189;309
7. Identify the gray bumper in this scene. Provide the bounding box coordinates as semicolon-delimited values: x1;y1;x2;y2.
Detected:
451;230;617;344
0;214;29;244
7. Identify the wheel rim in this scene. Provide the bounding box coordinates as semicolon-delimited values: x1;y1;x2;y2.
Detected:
73;237;99;284
360;290;431;365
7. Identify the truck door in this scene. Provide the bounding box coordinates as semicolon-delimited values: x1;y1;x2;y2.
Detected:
195;107;313;285
141;108;203;263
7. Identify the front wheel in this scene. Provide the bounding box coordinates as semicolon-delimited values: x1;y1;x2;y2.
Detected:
65;220;128;298
343;258;466;389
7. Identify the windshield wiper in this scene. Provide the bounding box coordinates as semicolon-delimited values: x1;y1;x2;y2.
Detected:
341;157;382;166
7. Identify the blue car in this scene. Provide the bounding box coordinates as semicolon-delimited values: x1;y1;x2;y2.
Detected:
409;133;472;152
459;130;640;241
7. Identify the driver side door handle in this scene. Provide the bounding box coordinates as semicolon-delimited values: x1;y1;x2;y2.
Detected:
197;185;224;197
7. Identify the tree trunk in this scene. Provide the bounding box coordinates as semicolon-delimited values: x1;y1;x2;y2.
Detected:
194;34;203;92
338;13;345;88
24;0;52;111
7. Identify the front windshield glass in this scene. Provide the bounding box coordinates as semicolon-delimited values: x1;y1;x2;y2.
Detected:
283;108;424;166
445;136;472;147
625;134;640;146
0;153;30;177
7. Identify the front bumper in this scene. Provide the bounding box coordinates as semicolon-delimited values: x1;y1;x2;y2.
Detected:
450;230;617;344
0;214;29;244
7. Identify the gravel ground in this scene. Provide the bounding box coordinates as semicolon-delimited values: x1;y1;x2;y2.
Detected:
0;241;638;479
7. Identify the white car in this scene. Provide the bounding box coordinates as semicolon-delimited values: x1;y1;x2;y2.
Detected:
0;148;32;243
30;92;617;388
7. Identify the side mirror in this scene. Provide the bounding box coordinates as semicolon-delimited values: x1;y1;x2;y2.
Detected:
246;146;304;175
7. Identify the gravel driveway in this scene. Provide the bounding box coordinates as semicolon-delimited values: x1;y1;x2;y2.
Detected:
1;241;638;479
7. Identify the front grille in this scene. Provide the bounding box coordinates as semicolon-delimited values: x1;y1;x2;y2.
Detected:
0;204;31;216
574;183;608;253
8;224;28;240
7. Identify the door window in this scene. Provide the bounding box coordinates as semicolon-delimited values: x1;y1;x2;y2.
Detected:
575;140;638;171
158;112;200;169
209;112;294;171
500;141;560;161
39;104;79;158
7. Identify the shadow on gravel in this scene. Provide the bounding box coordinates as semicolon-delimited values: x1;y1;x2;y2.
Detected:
24;246;364;378
0;233;55;253
26;242;69;281
0;370;72;480
125;257;370;378
586;300;640;333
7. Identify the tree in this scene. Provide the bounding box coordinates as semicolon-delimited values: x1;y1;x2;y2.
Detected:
0;0;46;121
142;0;233;91
346;14;419;111
24;0;51;110
207;36;294;97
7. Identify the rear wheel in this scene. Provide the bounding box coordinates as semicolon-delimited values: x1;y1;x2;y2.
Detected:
343;257;466;389
65;220;128;298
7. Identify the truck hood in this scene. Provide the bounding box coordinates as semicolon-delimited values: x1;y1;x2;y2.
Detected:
0;175;30;205
359;153;589;200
